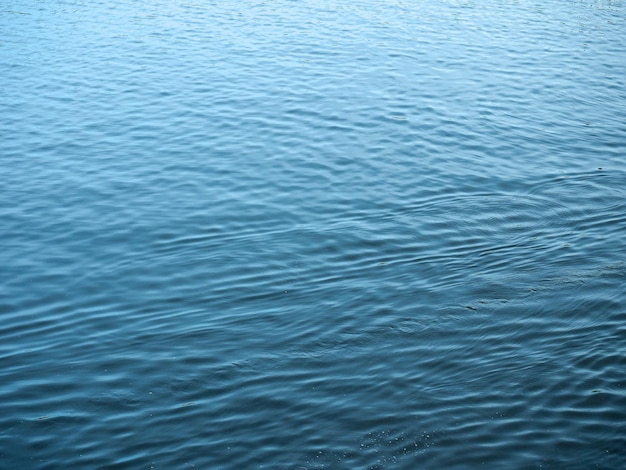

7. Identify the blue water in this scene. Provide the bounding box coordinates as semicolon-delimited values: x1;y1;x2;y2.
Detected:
1;0;625;468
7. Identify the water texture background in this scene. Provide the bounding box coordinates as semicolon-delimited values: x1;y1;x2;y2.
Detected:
1;0;625;468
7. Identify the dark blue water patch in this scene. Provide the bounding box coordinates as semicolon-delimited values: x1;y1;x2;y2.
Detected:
1;0;626;468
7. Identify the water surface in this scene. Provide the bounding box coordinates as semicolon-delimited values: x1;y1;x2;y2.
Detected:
1;0;625;468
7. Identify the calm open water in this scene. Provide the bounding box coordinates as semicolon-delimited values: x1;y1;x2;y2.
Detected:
1;0;625;468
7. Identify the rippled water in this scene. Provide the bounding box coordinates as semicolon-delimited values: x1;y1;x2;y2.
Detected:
1;0;625;468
